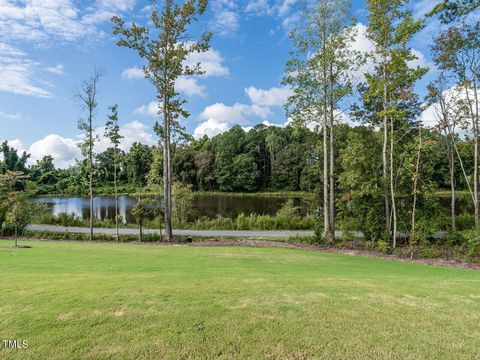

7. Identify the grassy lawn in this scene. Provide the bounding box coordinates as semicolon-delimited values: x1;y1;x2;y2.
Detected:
0;241;479;359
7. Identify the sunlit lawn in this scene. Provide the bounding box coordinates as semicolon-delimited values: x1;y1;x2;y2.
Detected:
0;240;479;359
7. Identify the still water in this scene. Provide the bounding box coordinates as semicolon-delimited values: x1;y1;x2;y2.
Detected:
34;195;309;223
33;194;473;224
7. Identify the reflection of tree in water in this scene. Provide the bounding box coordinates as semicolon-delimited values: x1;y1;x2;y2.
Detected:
35;194;469;225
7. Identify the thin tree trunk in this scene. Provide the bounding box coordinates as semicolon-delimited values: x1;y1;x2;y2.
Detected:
329;63;335;243
475;122;478;229
390;117;397;248
382;60;390;235
453;136;475;204
411;129;422;244
158;192;163;242
323;109;330;242
473;84;479;229
321;24;331;243
14;225;17;247
163;99;173;241
89;110;94;242
450;150;456;231
464;83;479;227
114;154;119;242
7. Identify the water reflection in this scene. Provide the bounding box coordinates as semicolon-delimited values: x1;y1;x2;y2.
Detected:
34;195;306;223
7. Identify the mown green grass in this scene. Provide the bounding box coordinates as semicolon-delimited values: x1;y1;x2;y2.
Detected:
0;241;479;359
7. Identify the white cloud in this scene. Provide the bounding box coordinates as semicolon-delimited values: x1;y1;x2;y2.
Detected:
194;84;292;139
0;42;51;98
6;120;156;169
210;0;239;37
0;1;135;98
250;104;273;118
29;134;81;168
122;67;144;80
0;111;21;121
46;64;65;75
245;0;273;15
210;11;239;37
194;118;230;139
245;86;293;107
200;103;251;124
278;0;297;17
134;102;159;117
175;77;206;98
97;0;136;12
186;48;229;77
95;120;156;153
244;0;299;30
0;42;25;58
194;101;275;139
0;0;136;43
7;139;27;154
410;48;434;71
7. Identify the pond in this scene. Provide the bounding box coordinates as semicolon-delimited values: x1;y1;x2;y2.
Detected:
33;194;310;224
33;193;474;225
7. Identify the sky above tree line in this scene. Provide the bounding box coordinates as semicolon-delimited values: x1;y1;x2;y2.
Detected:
0;0;455;168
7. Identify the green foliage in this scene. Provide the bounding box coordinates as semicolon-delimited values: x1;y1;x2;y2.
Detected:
125;142;153;185
375;240;390;254
172;183;196;224
429;0;480;23
276;199;300;217
4;195;30;236
0;141;30;173
461;230;480;258
456;213;475;230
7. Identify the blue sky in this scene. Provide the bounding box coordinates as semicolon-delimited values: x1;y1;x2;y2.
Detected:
0;0;442;167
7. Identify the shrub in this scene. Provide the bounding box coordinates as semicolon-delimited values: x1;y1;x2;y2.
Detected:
462;230;480;258
375;240;389;254
456;213;475;231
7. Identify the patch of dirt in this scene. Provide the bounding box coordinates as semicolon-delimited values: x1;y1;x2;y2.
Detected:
114;307;124;317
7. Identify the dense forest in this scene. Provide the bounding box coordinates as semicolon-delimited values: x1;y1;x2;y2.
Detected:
1;0;479;254
0;124;476;195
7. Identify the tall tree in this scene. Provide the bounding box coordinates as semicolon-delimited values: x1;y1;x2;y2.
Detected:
426;76;467;232
76;68;102;241
112;0;211;241
104;104;124;242
432;22;480;227
284;0;358;243
364;0;427;247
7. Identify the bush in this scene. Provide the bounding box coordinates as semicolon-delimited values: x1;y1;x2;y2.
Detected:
456;213;475;231
276;199;300;217
375;240;389;254
462;230;480;258
418;245;440;259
